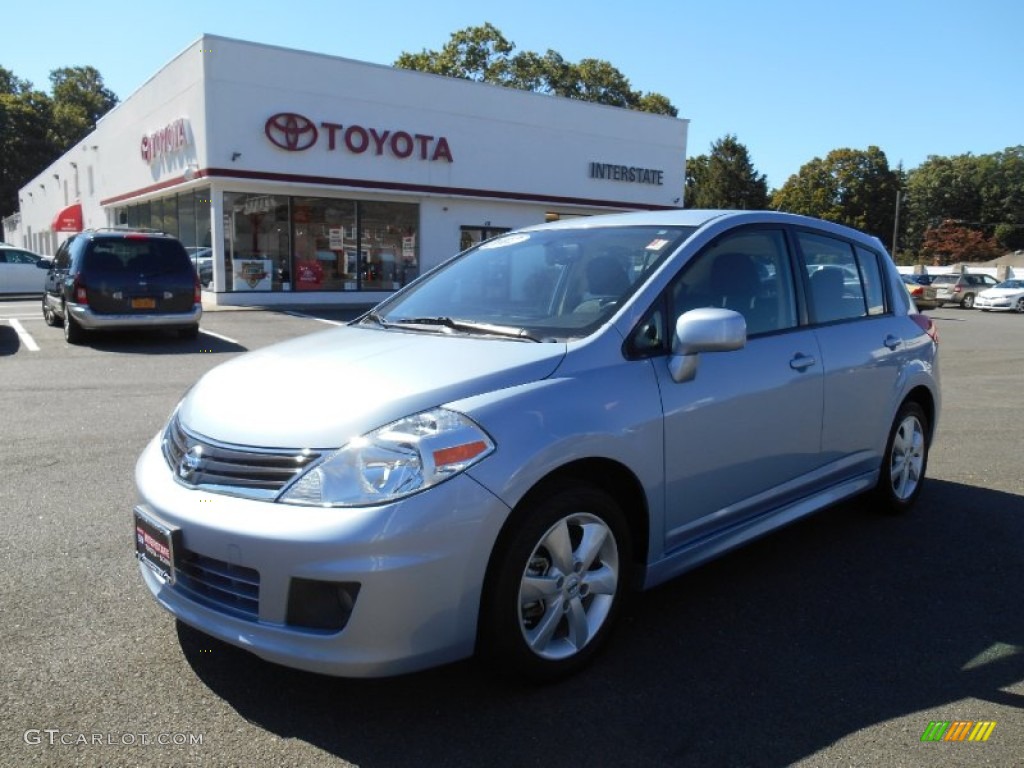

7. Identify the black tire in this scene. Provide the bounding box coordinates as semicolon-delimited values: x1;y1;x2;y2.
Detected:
42;297;59;327
1015;298;1024;314
479;483;631;682
63;305;84;344
874;401;929;514
961;293;975;309
178;324;199;339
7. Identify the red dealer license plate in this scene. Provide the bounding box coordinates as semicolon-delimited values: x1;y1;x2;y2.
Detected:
134;507;179;583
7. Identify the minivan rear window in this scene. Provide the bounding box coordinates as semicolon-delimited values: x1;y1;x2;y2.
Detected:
85;239;191;275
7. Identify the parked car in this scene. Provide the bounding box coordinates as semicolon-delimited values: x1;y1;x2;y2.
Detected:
133;210;940;681
0;243;48;294
186;246;213;287
974;278;1024;312
42;228;202;344
930;272;1000;308
901;273;940;309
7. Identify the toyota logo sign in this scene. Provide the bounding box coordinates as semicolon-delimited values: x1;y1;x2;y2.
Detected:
265;112;319;151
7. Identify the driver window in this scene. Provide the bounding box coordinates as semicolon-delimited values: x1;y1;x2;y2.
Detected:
670;229;797;337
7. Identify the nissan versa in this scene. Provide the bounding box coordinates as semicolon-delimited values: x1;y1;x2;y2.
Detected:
134;210;940;680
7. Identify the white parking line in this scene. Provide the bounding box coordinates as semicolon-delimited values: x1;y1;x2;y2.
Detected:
9;319;40;351
198;328;240;345
280;310;343;326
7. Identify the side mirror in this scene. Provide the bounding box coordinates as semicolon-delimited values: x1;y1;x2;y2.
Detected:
669;307;746;383
37;258;53;271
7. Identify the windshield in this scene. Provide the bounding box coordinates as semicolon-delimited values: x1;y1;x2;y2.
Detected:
996;280;1023;289
369;225;694;341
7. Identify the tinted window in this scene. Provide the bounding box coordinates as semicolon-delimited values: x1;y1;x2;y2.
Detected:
84;238;191;275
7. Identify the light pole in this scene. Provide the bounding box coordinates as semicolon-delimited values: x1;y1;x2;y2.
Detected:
892;190;903;258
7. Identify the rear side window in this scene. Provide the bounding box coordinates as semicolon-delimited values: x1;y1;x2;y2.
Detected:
798;231;874;323
854;246;886;316
84;238;191;275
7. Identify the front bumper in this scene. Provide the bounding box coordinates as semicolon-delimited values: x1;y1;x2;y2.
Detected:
134;433;511;677
69;302;202;330
974;298;1014;310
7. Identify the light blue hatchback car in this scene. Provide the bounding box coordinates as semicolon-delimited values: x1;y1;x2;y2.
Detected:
134;210;940;680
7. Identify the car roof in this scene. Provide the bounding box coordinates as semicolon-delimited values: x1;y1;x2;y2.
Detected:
517;209;887;247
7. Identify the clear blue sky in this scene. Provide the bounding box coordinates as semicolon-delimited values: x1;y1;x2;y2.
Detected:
6;0;1021;190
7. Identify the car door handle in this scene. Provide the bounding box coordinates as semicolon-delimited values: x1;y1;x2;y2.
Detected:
789;353;817;371
884;335;902;350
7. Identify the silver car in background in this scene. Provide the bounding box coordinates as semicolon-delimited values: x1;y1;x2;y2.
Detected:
134;210;940;681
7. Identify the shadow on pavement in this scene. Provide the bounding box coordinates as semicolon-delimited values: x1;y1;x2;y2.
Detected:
178;479;1024;767
0;324;20;356
70;328;247;355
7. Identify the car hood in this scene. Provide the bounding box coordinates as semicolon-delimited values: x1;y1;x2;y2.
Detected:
979;287;1024;297
177;326;567;448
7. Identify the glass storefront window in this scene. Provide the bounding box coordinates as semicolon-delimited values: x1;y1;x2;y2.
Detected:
359;200;419;290
194;188;211;248
177;193;197;249
291;197;357;291
224;192;289;291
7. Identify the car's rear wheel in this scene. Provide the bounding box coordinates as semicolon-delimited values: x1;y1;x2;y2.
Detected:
875;401;929;514
62;305;84;344
178;324;199;339
480;483;630;681
962;293;975;309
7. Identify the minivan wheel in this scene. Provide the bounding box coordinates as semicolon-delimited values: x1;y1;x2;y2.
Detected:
63;306;84;344
961;294;975;309
480;484;630;681
42;298;58;327
178;324;199;339
875;401;929;514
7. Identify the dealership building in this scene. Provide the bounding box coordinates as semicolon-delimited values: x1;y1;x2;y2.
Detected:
6;34;688;306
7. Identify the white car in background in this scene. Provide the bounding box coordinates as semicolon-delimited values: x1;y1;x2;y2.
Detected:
974;278;1024;312
0;244;48;294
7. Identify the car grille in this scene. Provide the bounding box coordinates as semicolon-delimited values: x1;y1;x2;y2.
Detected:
162;413;322;500
175;549;260;620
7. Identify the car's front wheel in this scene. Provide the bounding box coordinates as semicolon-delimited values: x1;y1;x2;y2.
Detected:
480;483;631;681
42;297;58;327
1015;298;1024;314
875;401;929;514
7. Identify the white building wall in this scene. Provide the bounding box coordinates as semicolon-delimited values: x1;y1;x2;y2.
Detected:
11;34;689;305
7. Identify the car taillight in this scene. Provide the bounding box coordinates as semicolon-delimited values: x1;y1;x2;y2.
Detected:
910;313;938;344
953;286;962;293
910;286;923;297
194;275;202;304
72;275;88;305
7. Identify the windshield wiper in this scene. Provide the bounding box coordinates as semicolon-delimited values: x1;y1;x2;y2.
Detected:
359;310;388;327
391;316;540;342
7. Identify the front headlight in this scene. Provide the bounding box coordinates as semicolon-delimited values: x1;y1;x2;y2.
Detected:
278;408;495;507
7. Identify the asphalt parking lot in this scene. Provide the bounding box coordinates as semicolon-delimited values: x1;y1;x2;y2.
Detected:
1;297;1022;768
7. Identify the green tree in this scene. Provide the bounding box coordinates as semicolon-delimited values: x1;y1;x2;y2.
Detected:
48;66;118;150
771;146;900;248
685;135;769;209
0;68;57;218
395;23;677;116
905;147;1024;255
